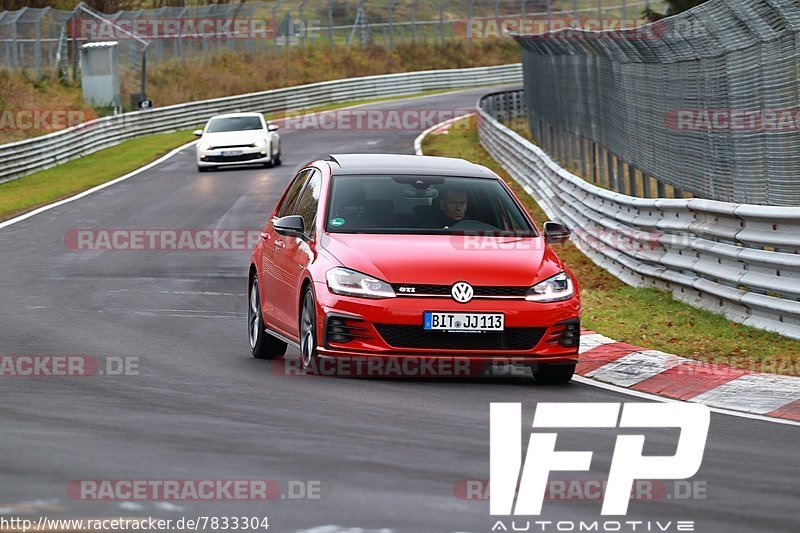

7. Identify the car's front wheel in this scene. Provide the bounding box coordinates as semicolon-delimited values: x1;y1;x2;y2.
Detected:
248;277;287;360
534;363;575;384
299;288;319;371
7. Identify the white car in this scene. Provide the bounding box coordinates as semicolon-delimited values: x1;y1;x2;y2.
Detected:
194;112;281;171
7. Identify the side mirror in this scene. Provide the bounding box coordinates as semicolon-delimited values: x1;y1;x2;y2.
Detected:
543;221;571;244
267;124;279;132
274;215;305;237
193;129;203;137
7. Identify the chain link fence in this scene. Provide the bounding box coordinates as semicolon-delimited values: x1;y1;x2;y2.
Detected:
0;0;654;76
515;0;800;206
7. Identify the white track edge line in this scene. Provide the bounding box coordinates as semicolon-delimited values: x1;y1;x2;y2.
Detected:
573;375;800;427
414;113;475;155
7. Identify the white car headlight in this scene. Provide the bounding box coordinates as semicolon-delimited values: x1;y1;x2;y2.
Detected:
198;142;211;151
526;272;574;302
254;138;268;148
326;268;396;299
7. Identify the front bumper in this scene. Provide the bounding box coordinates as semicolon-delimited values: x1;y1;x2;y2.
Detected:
312;282;580;367
197;146;269;167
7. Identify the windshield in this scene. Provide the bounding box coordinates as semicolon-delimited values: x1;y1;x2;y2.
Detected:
325;175;537;235
206;116;263;133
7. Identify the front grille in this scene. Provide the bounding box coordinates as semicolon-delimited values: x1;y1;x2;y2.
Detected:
392;284;528;298
205;153;262;163
375;324;545;351
209;143;254;150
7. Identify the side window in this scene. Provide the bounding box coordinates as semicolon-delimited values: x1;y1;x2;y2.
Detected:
294;170;322;237
276;169;311;218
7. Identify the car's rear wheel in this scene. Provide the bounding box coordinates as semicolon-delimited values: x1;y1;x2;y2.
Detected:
300;288;319;371
534;363;575;384
248;277;287;360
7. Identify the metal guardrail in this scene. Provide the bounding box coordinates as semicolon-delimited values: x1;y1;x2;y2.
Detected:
478;90;800;340
0;63;522;184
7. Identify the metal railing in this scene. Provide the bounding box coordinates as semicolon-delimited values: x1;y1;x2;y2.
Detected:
0;63;522;184
515;0;800;206
478;90;800;340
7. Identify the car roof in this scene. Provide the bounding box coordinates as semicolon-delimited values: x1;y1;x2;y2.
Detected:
325;154;496;178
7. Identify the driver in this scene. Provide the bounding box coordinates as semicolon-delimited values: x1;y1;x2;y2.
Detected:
438;187;468;227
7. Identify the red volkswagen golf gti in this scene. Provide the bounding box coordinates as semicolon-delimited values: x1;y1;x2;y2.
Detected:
248;154;581;383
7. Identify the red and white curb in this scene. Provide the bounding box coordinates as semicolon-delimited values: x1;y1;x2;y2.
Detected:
577;331;800;422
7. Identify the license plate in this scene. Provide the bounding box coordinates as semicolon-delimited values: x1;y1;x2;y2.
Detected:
221;150;242;156
423;312;504;331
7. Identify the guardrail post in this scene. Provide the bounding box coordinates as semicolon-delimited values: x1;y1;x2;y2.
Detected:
642;171;652;198
607;151;616;191
628;166;637;196
615;158;624;194
657;179;666;198
578;137;587;177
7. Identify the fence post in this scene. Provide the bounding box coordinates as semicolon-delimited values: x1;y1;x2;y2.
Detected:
327;0;335;47
388;0;395;50
299;0;308;48
439;0;451;46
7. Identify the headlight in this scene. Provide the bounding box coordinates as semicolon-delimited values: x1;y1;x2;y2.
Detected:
526;272;574;302
326;268;396;299
254;138;268;148
198;142;211;151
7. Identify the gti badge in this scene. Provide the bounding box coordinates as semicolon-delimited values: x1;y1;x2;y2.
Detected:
451;281;474;303
398;286;416;293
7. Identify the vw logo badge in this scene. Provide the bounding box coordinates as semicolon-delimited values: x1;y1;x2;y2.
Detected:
451;282;474;303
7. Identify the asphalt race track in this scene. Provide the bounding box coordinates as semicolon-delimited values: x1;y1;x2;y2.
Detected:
0;87;797;533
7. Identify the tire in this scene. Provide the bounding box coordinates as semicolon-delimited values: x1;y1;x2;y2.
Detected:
534;363;575;384
274;152;282;166
197;165;208;172
299;288;319;371
248;277;287;360
263;154;274;168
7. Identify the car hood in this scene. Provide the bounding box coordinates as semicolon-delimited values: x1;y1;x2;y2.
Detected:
320;233;564;287
201;131;264;147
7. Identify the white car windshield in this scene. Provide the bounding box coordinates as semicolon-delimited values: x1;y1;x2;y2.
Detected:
207;116;263;133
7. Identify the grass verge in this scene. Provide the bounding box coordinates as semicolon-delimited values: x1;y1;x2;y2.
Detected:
421;116;800;376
